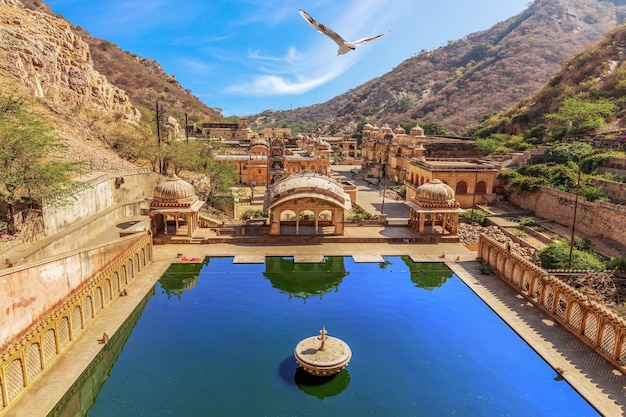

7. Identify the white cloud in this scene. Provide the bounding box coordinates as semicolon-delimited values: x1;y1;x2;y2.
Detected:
247;46;299;64
227;63;347;95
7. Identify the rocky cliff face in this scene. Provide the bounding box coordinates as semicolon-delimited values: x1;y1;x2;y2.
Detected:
0;0;140;123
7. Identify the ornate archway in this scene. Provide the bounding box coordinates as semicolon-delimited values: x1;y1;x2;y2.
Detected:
264;172;352;236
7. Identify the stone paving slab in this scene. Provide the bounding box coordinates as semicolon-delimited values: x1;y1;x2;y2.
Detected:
233;254;266;263
351;254;385;263
448;261;626;417
294;254;325;263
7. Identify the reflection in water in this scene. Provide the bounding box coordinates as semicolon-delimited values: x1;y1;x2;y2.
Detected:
158;261;205;299
277;356;351;400
48;289;154;417
401;257;453;290
263;256;349;300
294;368;350;400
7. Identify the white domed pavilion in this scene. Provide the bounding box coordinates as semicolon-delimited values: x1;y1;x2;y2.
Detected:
405;179;464;236
149;175;205;238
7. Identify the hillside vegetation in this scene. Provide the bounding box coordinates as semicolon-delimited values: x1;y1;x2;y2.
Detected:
478;25;626;141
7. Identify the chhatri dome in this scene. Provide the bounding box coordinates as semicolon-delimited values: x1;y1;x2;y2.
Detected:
153;174;196;203
150;174;204;238
410;124;425;137
414;179;456;204
250;137;268;147
406;179;463;237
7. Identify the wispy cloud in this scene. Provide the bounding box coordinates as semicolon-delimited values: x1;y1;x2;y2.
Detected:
225;0;392;97
247;46;299;64
227;49;356;96
227;72;337;95
176;57;219;77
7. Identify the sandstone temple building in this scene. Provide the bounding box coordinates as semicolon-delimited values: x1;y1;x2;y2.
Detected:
360;123;500;208
186;118;357;187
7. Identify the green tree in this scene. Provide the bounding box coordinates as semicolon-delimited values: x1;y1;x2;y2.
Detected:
0;92;83;234
166;140;213;175
545;97;617;134
475;137;500;156
399;118;418;132
543;142;593;165
420;122;448;136
195;158;238;204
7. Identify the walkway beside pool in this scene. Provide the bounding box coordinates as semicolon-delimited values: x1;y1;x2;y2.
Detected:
4;241;626;417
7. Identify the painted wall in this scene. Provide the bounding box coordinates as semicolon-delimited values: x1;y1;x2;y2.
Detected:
0;233;146;351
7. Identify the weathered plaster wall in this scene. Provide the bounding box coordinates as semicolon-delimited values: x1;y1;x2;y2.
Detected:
42;169;161;236
508;186;626;248
0;233;146;351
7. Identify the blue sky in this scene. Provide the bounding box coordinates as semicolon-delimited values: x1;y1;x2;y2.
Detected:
47;0;531;118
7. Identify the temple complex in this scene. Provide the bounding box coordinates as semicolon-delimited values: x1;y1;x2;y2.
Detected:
360;123;500;208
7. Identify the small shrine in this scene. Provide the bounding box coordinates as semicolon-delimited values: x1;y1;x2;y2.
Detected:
405;179;464;235
149;174;204;238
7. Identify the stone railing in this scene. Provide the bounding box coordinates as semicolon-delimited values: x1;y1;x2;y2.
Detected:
0;233;152;411
478;234;626;373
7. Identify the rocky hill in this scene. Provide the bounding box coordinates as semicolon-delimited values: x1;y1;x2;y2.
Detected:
479;24;626;139
0;0;223;171
250;0;626;135
19;0;222;125
0;0;145;170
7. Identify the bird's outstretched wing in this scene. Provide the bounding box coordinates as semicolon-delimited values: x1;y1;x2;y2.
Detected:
299;9;346;47
353;32;389;45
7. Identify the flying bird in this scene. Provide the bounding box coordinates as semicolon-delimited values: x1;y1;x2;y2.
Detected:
299;9;388;55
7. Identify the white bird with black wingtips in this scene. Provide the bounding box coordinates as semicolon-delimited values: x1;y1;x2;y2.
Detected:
299;9;389;55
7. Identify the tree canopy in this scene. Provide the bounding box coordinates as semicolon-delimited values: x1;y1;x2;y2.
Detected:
0;92;83;233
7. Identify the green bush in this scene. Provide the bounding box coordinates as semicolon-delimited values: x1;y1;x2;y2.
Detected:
609;256;626;271
579;185;609;202
520;217;537;227
389;185;406;199
461;208;487;226
538;243;606;270
242;209;266;219
349;204;373;220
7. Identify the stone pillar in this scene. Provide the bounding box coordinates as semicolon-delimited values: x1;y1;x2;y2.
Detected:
335;209;344;235
296;210;300;235
269;210;280;235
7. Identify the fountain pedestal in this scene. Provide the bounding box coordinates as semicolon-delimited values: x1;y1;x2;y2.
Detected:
294;327;351;377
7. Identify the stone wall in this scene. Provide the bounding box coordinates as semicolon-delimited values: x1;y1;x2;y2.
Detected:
42;169;161;237
508;186;626;249
0;233;152;410
423;140;477;158
0;233;148;352
590;178;626;205
478;234;626;373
